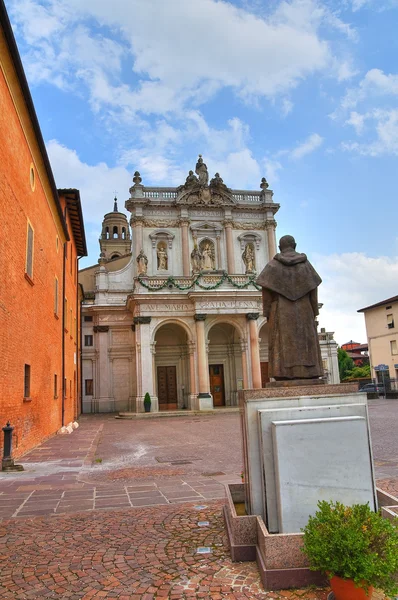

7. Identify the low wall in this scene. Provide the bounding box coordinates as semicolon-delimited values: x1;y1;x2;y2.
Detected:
224;483;398;591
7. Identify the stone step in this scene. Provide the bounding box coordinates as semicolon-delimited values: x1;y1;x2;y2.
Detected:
116;407;240;419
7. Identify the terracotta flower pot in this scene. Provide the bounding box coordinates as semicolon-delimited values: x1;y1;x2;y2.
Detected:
330;575;373;600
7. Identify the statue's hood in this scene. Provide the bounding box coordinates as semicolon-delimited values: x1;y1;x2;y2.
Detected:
256;251;321;302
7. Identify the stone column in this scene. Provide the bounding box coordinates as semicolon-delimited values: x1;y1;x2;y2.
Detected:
194;314;213;410
247;313;262;389
224;221;235;274
240;339;249;389
187;340;197;409
131;218;144;265
133;316;158;412
180;220;190;277
93;326;114;412
265;220;277;261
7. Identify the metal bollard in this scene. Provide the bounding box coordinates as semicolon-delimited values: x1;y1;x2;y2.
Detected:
2;422;24;472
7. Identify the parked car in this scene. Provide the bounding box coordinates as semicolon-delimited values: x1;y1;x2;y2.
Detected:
360;383;385;394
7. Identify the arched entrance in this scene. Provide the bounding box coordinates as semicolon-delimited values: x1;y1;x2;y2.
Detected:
259;321;270;386
154;323;190;410
207;322;243;406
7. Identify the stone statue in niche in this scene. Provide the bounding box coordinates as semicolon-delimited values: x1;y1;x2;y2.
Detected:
200;241;215;270
136;248;148;275
195;154;209;186
157;245;168;270
242;244;255;273
191;244;202;273
256;235;323;381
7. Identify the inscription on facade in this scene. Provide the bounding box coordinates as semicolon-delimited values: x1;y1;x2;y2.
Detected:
191;210;223;218
197;300;260;309
145;209;176;217
140;304;191;312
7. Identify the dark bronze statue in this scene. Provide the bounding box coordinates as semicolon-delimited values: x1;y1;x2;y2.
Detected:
256;235;323;381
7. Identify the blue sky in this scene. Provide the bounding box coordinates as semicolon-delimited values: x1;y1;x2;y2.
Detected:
6;0;398;343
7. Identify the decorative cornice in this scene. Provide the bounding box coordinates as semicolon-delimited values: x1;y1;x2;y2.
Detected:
246;313;260;321
194;314;207;321
133;316;152;325
93;325;109;333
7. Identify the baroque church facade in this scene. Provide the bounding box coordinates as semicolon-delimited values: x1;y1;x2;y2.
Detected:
79;156;339;414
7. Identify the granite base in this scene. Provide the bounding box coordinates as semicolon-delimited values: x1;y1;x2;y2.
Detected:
224;484;398;591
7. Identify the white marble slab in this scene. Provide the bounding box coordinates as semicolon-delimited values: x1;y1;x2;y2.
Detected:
242;392;367;520
258;394;371;533
272;416;376;533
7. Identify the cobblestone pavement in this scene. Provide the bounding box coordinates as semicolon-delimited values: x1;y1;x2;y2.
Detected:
0;401;396;598
0;501;331;599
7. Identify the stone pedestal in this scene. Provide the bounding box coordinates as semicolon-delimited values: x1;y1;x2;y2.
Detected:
239;384;376;530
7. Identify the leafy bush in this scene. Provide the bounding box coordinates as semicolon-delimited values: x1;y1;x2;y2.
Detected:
144;392;151;406
301;500;398;596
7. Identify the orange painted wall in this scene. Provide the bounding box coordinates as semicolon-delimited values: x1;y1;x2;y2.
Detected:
0;37;81;457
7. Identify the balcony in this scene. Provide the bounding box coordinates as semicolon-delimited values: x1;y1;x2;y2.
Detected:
133;272;261;294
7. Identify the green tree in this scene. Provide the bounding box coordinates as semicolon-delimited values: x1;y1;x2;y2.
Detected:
345;364;371;379
338;348;354;381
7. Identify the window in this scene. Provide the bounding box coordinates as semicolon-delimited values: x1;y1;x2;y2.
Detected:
70;244;73;274
85;335;93;347
85;379;93;396
70;308;73;333
25;222;34;279
113;226;118;238
24;364;31;398
391;340;398;355
54;374;58;398
387;314;394;329
30;165;35;191
84;315;93;322
69;380;72;398
54;277;59;315
64;378;67;397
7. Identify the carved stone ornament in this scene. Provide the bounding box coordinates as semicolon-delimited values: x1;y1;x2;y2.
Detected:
194;313;207;321
176;155;235;207
93;325;110;333
133;316;152;325
143;219;180;228
246;313;260;321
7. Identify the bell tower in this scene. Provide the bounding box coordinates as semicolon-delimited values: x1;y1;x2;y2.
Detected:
99;197;131;260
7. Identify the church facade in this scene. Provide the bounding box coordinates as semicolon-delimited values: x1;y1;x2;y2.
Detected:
80;157;339;413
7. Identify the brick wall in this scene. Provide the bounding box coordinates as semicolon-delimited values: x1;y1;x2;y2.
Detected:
0;47;81;457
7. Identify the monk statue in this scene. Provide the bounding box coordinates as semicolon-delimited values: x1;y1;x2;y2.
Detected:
256;235;323;381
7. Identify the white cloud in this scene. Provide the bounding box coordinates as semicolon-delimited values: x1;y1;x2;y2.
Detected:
315;252;398;345
343;108;398;155
264;157;283;183
341;68;398;111
290;133;324;159
7;0;343;118
345;110;368;134
46;140;132;226
281;98;294;116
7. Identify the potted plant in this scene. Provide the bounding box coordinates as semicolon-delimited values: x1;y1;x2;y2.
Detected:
143;392;151;413
301;500;398;600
